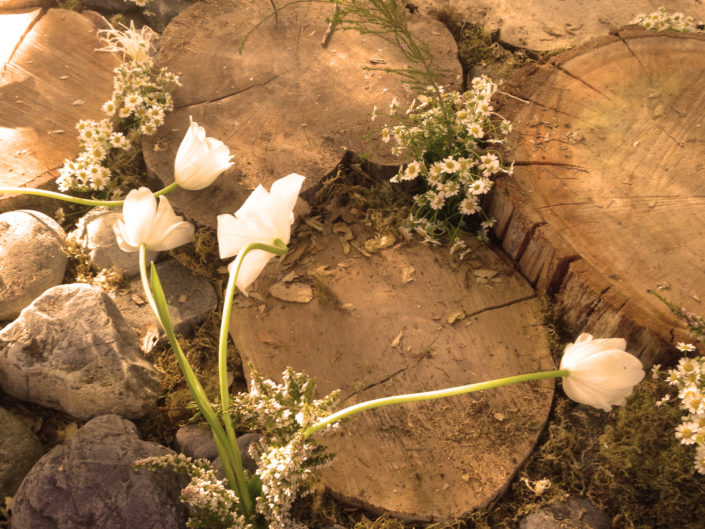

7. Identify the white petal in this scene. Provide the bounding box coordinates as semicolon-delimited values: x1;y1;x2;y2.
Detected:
217;214;270;258
269;173;305;243
122;187;156;245
149;221;195;251
113;219;139;252
229;249;274;294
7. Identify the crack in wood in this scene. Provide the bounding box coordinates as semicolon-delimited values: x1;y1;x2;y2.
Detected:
616;32;648;75
555;64;612;101
514;160;589;172
179;74;280;108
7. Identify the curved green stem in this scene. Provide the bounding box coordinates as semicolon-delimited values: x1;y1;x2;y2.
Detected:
217;240;290;511
0;182;181;207
138;245;250;516
304;369;569;437
0;186;124;207
153;181;180;197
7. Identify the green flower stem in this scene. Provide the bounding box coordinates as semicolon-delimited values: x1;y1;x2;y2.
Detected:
153;181;180;197
138;245;252;517
216;240;289;512
0;186;124;207
0;182;180;207
304;369;569;437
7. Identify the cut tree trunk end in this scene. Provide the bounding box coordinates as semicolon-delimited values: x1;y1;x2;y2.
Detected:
142;0;462;228
489;28;705;366
229;225;555;521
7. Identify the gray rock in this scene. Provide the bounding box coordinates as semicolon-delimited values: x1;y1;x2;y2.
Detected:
0;407;44;498
71;208;159;278
0;283;160;420
519;496;611;529
112;259;217;346
0;210;67;321
214;432;263;476
174;423;219;461
11;414;187;529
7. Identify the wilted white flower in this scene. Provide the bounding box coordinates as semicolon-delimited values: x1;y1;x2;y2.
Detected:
174;117;234;190
114;187;194;252
217;173;305;293
98;20;158;63
559;333;645;411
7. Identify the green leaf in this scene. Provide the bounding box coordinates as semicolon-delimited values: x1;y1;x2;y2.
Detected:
149;263;176;335
247;475;263;500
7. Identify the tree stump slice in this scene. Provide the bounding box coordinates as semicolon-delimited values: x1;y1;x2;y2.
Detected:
0;8;117;213
487;28;705;366
229;227;554;521
413;0;705;52
142;0;462;228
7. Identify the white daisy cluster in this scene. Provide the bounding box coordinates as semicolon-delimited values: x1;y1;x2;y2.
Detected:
377;76;512;257
654;343;705;474
57;21;180;192
632;7;704;32
135;454;250;529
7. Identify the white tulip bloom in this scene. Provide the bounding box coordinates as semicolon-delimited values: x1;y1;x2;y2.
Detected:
560;333;645;411
217;173;305;294
114;187;195;252
174;118;234;190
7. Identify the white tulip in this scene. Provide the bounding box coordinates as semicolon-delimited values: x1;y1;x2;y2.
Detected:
174;117;234;190
217;173;305;293
114;187;194;252
560;333;645;411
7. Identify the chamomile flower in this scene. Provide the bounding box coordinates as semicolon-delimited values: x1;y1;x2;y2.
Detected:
677;342;697;352
459;196;481;216
102;99;117;116
676;421;699;445
428;191;445;210
401;161;422;181
440;156;461;174
695;446;705;474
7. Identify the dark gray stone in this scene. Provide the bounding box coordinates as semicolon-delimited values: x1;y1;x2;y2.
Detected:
71;208;159;278
111;258;217;347
519;496;611;529
213;432;263;477
174;423;219;461
0;407;44;498
0;283;160;420
0;210;67;321
11;414;187;529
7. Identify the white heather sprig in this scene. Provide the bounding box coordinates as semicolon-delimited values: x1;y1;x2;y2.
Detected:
632;7;704;32
134;454;250;529
654;344;705;473
379;77;512;254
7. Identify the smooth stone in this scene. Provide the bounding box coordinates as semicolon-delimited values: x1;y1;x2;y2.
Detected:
111;259;217;346
0;283;160;420
71;208;159;278
0;210;67;321
174;423;219;461
213;432;263;476
0;406;44;498
11;414;187;529
519;496;611;529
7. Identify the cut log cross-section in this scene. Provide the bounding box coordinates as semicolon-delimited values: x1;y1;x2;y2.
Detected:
488;28;705;365
142;0;462;228
0;8;117;214
229;228;555;521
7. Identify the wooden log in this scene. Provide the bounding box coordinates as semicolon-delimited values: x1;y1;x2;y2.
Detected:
142;0;462;228
488;28;705;365
229;226;554;520
0;8;117;213
412;0;705;52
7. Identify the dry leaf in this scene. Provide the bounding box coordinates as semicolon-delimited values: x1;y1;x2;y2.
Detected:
493;412;506;422
72;99;85;106
281;271;299;283
140;323;160;353
249;291;266;303
350;241;371;257
340;238;351;255
333;222;353;240
269;282;313;303
257;331;280;345
340;303;355;312
378;233;396;249
473;269;498;279
447;311;466;324
401;266;415;284
391;330;403;348
178;294;187;303
131;293;146;306
304;218;325;232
